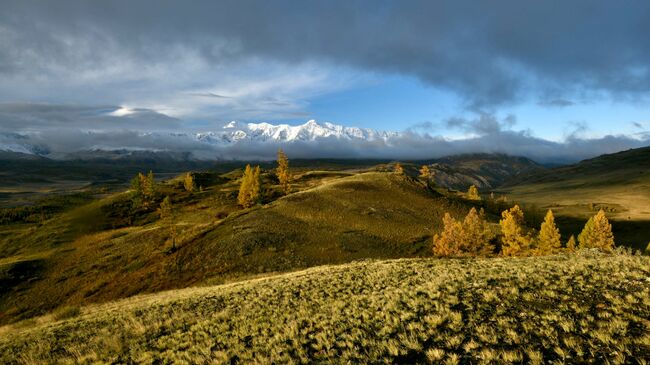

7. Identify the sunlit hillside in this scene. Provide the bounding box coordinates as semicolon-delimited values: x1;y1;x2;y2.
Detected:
2;252;649;364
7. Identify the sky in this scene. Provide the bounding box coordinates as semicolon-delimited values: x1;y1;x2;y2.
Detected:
1;0;650;162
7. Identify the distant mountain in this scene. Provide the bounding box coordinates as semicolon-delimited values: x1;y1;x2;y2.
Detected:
0;120;398;158
195;120;398;144
423;154;545;190
503;146;650;186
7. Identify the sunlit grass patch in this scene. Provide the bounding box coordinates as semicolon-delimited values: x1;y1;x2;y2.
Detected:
1;252;649;363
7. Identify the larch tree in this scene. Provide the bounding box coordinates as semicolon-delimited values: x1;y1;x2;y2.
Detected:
461;207;494;255
579;209;615;252
158;196;177;251
537;209;562;255
276;148;291;194
499;205;530;256
130;171;157;209
142;171;157;207
466;185;481;201
433;213;463;257
238;165;262;208
130;172;145;207
184;173;195;193
566;235;577;252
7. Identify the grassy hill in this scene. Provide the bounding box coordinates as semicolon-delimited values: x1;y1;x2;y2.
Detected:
499;147;650;249
1;252;648;364
0;170;475;324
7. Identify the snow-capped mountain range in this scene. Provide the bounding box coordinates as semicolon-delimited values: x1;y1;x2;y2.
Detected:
195;120;397;144
0;120;399;157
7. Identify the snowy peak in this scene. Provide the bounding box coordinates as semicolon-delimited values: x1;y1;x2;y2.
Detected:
196;120;396;145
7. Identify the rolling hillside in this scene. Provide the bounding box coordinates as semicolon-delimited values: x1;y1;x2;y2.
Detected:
2;253;649;364
0;170;474;324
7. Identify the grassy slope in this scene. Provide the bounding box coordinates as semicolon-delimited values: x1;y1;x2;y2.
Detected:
0;171;473;324
500;147;650;249
1;252;649;364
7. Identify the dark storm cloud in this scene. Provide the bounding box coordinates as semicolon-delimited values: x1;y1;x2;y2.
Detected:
2;1;650;108
0;103;182;131
445;114;517;136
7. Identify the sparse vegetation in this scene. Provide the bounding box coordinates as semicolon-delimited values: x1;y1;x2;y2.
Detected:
158;196;177;251
1;253;648;364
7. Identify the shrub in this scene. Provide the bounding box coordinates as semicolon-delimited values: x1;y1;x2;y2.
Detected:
466;185;481;201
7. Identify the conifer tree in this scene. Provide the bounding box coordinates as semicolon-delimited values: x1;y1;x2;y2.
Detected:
394;163;404;174
158;196;177;251
537;209;562;254
499;205;530;256
419;165;431;180
466;185;481;200
277;148;291;194
579;209;615;251
578;216;595;249
433;213;462;257
461;207;494;255
141;171;157;207
566;235;577;252
130;173;145;207
183;172;195;193
238;165;252;207
237;165;262;208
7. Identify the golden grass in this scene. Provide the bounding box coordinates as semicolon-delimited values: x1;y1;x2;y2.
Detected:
1;250;649;364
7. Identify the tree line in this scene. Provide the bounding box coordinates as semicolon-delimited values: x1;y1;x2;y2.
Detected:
433;204;616;257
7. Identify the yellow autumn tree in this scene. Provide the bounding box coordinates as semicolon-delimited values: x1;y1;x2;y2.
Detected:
183;172;195;193
276;148;291;194
566;235;577;252
419;165;430;180
537;209;562;255
499;205;530;256
433;213;463;257
578;209;615;252
394;163;404;174
466;185;481;200
433;208;493;257
237;165;262;208
130;171;157;209
461;207;494;255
